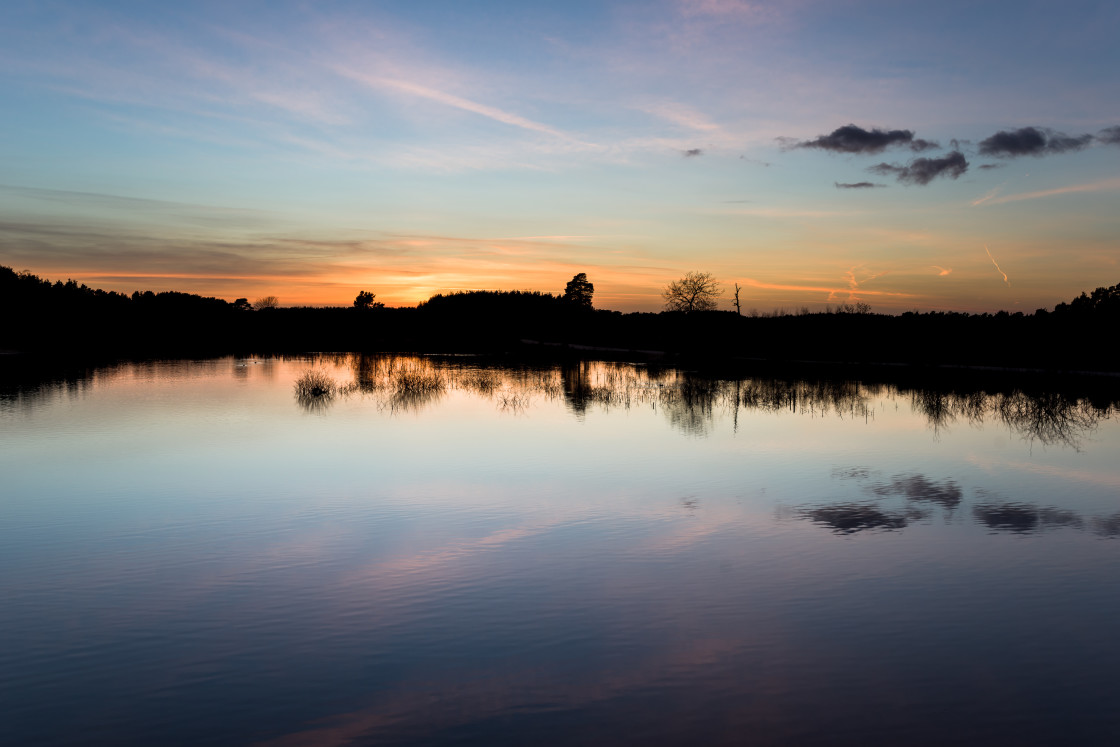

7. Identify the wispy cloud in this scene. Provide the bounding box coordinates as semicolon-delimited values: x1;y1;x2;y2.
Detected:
336;69;577;141
975;178;1120;205
984;245;1010;287
931;266;952;276
637;101;721;132
970;185;1004;206
836;266;889;301
737;277;912;298
676;0;777;21
715;206;857;218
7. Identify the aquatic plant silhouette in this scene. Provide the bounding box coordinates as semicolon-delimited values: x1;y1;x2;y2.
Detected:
294;369;339;413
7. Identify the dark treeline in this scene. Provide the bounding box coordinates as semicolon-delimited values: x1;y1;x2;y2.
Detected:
2;265;1118;372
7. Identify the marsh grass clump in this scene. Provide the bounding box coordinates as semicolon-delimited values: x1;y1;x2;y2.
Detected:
394;370;446;395
294;368;341;412
458;369;501;396
295;369;337;399
497;391;530;412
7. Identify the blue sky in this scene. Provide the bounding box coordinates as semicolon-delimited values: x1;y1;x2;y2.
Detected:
1;0;1118;311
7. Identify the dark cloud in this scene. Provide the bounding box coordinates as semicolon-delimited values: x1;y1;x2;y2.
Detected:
792;124;938;154
869;151;968;185
834;181;884;189
682;148;703;157
1098;126;1120;145
978;163;1004;170
978;126;1093;157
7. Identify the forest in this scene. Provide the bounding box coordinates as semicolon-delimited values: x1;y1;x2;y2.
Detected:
2;264;1118;373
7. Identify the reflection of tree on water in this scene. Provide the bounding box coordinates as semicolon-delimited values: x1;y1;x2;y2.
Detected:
907;385;1105;449
3;354;1115;448
659;376;722;436
910;389;955;437
994;391;1100;449
560;361;591;415
739;378;873;420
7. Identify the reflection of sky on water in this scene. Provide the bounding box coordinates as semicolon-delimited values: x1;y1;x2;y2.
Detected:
1;356;1119;745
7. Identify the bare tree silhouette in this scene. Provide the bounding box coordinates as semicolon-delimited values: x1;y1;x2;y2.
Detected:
663;271;722;312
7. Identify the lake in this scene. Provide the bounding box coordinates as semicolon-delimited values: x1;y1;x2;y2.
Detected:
2;354;1118;745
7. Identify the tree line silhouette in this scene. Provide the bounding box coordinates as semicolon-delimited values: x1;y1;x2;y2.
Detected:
2;264;1118;372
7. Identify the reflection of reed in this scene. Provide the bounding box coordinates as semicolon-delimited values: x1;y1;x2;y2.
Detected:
4;353;1110;447
325;355;1113;445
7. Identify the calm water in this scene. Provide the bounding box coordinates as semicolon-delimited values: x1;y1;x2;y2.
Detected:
2;355;1119;746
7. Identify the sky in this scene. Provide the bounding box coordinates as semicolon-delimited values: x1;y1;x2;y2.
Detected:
1;0;1118;313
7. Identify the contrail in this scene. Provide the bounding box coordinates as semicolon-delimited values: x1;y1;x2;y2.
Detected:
984;245;1010;287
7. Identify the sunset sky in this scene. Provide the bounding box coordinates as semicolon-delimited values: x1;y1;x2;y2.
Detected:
2;0;1118;312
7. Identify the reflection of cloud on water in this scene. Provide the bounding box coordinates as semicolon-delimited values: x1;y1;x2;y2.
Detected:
869;474;963;508
340;520;561;587
253;636;748;747
795;468;1117;538
831;466;873;480
832;469;963;508
799;503;926;535
973;501;1083;534
1090;513;1120;538
964;455;1120;491
623;518;731;557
